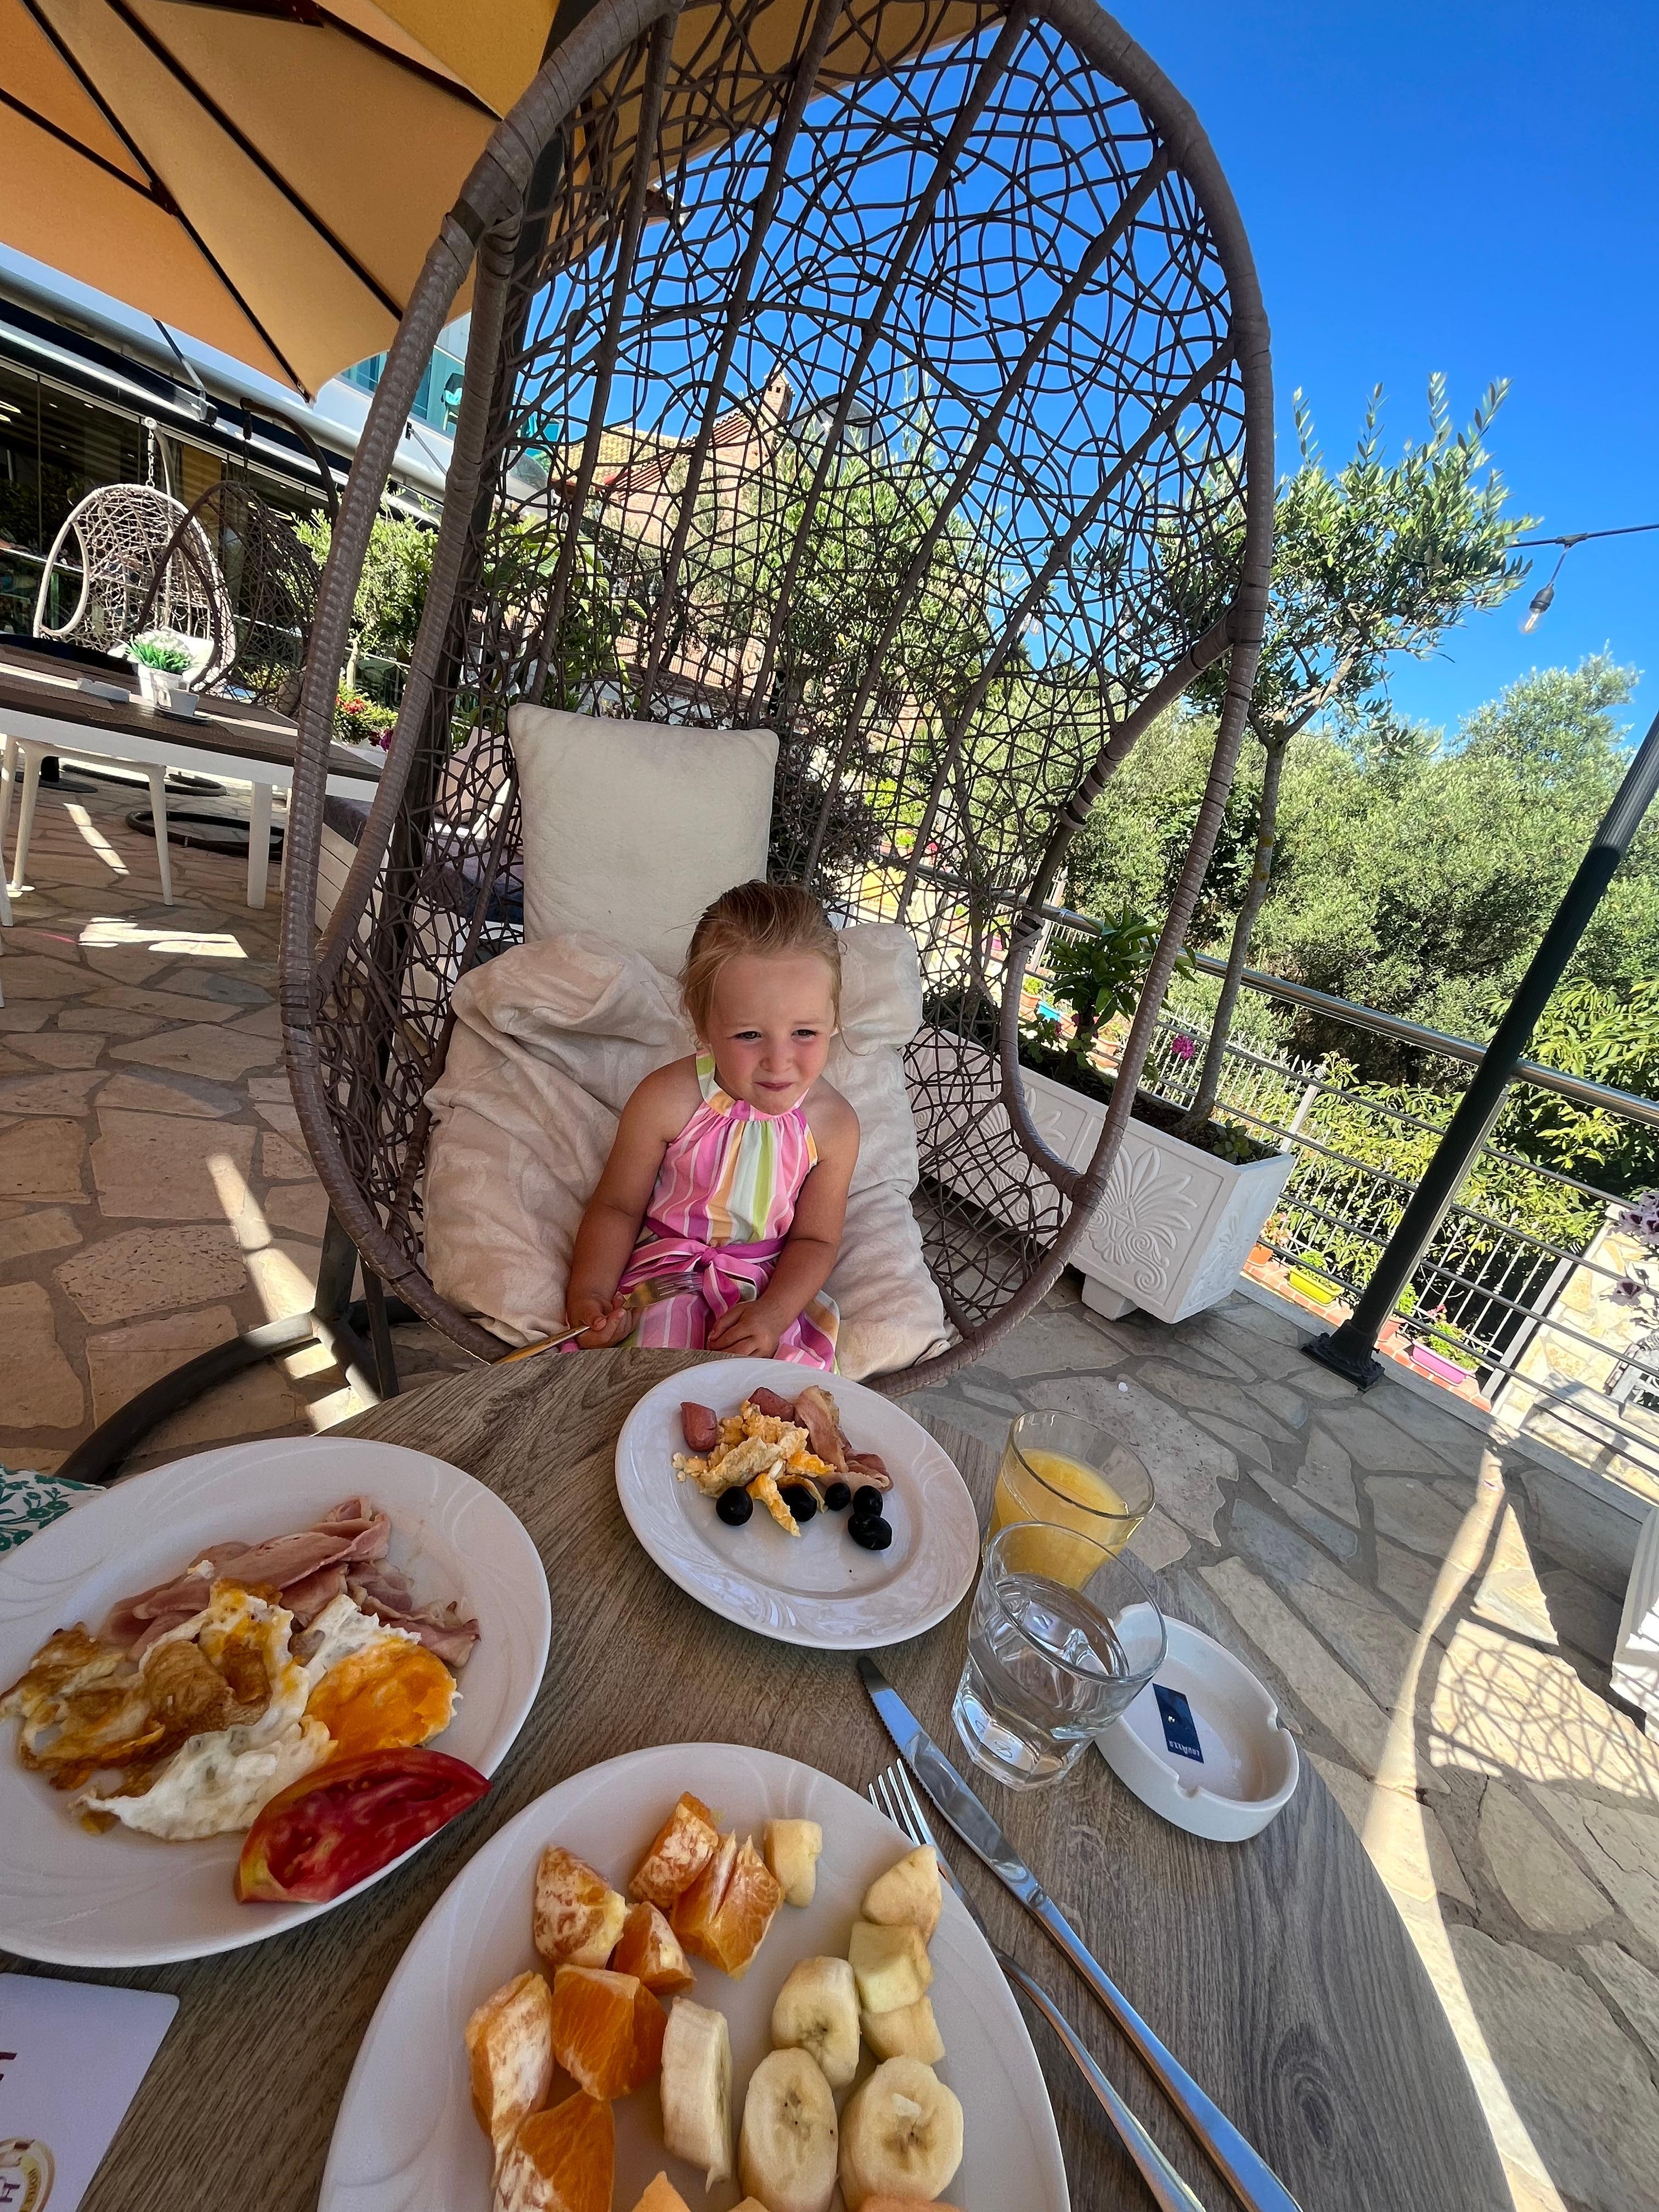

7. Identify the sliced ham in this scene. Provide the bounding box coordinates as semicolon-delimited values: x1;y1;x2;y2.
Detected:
845;1451;892;1491
680;1402;720;1454
746;1387;798;1422
792;1385;846;1470
283;1563;348;1624
104;1498;400;1651
347;1564;479;1668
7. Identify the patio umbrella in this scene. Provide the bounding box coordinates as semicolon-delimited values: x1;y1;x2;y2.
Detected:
0;0;561;396
1;1;988;396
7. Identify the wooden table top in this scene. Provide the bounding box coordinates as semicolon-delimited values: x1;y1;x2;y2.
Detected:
0;639;381;785
3;1351;1506;2212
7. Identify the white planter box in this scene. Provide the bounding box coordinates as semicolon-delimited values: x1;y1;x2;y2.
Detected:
917;1026;1295;1324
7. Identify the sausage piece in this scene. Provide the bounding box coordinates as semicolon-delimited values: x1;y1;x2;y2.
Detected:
747;1387;798;1422
679;1401;719;1454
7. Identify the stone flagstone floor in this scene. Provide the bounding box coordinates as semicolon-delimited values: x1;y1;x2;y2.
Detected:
0;767;464;1470
3;770;1658;2211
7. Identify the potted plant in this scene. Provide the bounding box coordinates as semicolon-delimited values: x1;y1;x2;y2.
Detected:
128;632;199;714
1011;912;1296;1323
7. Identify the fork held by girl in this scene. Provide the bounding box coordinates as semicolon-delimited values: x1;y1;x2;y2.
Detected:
563;881;860;1369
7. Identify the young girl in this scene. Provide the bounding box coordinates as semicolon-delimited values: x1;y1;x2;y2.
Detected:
563;881;859;1368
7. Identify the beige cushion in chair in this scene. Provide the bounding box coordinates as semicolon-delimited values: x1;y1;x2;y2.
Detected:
506;704;778;974
424;926;950;1379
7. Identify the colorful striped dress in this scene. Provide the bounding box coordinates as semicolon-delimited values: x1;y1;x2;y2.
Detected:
613;1052;838;1369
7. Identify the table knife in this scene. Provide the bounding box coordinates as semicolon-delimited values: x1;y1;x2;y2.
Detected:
858;1655;1305;2212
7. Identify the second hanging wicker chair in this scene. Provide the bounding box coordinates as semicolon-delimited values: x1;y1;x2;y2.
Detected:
279;0;1272;1393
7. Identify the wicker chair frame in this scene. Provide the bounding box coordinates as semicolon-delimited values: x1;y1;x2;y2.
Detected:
279;0;1272;1394
135;481;323;713
34;482;234;679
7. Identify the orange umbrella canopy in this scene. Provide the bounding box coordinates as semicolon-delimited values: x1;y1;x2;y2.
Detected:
0;1;558;394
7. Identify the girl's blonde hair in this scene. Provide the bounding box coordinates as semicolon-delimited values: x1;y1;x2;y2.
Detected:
680;880;840;1037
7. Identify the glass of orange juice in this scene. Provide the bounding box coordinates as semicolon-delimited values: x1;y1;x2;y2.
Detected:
990;1410;1153;1557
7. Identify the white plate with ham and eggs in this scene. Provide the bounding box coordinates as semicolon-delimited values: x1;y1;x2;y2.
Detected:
0;1435;550;1966
614;1362;980;1652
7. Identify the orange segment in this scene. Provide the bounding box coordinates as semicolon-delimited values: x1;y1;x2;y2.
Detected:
550;1967;641;2100
701;1834;783;1979
670;1829;737;1962
496;2089;613;2212
619;1980;668;2096
611;1901;695;1994
630;1791;720;1908
628;2178;692;2212
535;1844;628;1969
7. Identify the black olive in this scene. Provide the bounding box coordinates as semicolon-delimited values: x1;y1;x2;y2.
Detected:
852;1485;885;1519
822;1480;852;1511
849;1516;894;1551
780;1482;818;1523
716;1487;754;1526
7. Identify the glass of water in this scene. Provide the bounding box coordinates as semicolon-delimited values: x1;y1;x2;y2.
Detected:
953;1520;1166;1790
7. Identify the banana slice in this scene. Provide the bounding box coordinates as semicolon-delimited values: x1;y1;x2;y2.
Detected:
738;2047;838;2212
771;1955;860;2088
838;2056;963;2210
860;1994;945;2065
659;1997;733;2188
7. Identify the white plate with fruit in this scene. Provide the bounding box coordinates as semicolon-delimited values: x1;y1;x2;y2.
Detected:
319;1739;1068;2211
614;1362;981;1650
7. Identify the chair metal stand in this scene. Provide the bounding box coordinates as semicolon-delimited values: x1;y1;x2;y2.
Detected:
58;1209;410;1486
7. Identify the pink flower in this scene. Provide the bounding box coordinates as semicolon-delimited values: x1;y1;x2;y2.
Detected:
1170;1032;1197;1063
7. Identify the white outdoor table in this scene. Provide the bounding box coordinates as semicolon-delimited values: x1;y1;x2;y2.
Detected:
0;640;381;911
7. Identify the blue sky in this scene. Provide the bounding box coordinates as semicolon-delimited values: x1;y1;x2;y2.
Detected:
1110;0;1659;747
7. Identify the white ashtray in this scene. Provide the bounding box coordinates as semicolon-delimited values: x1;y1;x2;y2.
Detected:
1097;1618;1299;1842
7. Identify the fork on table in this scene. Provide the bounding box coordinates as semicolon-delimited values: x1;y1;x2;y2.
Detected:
868;1762;1205;2212
494;1273;703;1364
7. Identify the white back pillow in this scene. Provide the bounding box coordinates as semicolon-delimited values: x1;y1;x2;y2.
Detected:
507;703;778;975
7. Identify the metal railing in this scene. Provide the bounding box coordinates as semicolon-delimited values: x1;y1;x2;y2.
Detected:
1031;913;1659;1487
860;853;1659;1489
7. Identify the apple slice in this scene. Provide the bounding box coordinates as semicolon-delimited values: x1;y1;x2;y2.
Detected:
860;1843;941;1941
764;1817;823;1908
847;1921;932;2015
861;1994;945;2064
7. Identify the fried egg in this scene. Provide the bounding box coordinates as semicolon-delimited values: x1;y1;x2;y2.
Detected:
78;1585;326;1839
69;1584;456;1839
302;1638;456;1758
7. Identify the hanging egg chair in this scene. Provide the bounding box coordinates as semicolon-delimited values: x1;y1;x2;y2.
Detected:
278;0;1272;1392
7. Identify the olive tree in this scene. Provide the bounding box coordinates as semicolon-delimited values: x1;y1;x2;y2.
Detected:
1176;376;1531;1131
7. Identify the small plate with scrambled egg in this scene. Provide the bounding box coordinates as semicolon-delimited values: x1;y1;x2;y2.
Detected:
0;1436;551;1967
615;1359;979;1651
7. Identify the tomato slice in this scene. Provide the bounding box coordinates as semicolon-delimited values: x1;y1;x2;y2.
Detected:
236;1747;488;1904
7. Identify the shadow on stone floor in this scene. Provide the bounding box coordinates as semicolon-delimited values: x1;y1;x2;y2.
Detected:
919;1279;1659;2212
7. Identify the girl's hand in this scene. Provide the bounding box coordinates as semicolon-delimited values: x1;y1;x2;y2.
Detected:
707;1301;782;1358
566;1290;632;1348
